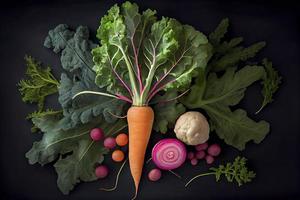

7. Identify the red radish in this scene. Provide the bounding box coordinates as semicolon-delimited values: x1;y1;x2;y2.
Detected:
195;142;208;151
187;152;195;160
152;139;186;170
104;137;116;149
190;158;198;166
148;168;162;182
195;150;206;159
95;165;109;179
207;144;221;156
205;155;215;164
90;128;104;141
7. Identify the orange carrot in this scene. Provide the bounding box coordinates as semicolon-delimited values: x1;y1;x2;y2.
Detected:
127;106;154;197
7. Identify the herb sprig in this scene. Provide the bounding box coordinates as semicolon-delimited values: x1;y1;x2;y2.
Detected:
185;156;256;187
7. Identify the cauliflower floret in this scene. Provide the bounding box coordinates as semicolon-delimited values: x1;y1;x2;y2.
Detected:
174;111;209;145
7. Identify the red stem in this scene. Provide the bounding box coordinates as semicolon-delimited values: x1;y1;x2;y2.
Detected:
116;94;133;103
146;78;176;103
131;37;144;94
148;52;187;96
111;66;133;98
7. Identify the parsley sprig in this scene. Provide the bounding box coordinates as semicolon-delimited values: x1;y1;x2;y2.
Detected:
185;156;256;187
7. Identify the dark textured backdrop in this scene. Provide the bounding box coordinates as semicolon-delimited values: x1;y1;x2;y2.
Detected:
0;0;299;199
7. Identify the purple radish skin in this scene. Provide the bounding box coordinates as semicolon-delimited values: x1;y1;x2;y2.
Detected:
195;150;206;159
90;128;104;141
195;142;208;151
207;144;221;156
187;152;195;160
95;165;109;179
148;168;162;181
103;137;116;149
205;155;215;164
191;158;198;166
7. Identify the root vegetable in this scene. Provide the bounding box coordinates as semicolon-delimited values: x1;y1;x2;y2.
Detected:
95;165;109;179
195;150;206;159
174;112;210;145
104;137;116;149
90;128;104;141
207;144;221;156
152;138;186;170
148;168;162;182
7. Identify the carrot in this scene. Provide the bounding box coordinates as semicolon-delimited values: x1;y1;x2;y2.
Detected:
127;106;154;196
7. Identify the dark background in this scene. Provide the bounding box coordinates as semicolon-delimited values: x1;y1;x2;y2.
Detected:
1;0;299;199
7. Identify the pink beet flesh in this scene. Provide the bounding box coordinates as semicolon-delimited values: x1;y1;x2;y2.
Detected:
152;138;187;170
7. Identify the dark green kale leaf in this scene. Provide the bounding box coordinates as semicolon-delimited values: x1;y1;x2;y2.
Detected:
26;114;127;194
44;24;126;129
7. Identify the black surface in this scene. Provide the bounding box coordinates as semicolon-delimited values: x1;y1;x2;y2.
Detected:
1;0;300;199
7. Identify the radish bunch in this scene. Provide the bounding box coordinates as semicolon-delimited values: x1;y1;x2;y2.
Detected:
187;142;221;165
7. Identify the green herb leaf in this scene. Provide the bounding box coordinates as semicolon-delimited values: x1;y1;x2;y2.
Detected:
18;55;59;110
26;114;127;194
211;42;266;72
209;18;229;46
210;156;256;186
256;58;282;114
185;156;255;187
208;18;265;72
182;66;270;150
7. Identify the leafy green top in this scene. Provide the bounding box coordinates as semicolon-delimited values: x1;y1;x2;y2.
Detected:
91;2;212;106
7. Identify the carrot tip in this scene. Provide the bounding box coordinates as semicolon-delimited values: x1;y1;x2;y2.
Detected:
131;192;137;200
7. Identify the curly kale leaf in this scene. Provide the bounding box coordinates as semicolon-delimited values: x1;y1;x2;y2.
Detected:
256;58;282;113
182;66;269;150
26;114;127;194
44;24;126;129
18;55;59;111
